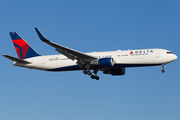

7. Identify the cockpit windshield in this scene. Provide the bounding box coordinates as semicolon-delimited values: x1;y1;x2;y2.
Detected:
167;51;173;54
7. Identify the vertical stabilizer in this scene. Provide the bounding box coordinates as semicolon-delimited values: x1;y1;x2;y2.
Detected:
10;32;40;59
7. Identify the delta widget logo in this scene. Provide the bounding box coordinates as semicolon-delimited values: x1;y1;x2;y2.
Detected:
129;50;153;55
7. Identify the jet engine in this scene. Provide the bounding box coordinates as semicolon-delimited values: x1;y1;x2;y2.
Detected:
90;58;114;67
103;68;125;76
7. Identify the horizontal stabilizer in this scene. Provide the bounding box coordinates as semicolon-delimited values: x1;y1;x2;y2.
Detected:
2;54;31;64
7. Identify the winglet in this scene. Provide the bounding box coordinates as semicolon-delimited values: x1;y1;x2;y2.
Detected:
35;28;49;42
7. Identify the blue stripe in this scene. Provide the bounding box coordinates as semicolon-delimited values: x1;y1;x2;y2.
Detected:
13;43;40;59
13;43;23;59
25;47;40;59
10;32;22;40
47;63;161;72
47;65;81;71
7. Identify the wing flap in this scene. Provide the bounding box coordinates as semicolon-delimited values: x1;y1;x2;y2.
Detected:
35;28;97;62
2;54;31;64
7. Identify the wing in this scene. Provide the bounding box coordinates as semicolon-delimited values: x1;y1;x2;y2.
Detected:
2;54;31;64
35;28;97;62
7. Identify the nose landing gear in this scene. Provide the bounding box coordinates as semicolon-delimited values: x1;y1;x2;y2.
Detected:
161;69;165;73
161;64;166;73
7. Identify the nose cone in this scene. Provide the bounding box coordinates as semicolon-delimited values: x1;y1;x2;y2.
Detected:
174;54;178;60
167;54;177;63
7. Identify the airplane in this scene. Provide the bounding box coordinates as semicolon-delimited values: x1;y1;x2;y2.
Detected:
2;28;177;80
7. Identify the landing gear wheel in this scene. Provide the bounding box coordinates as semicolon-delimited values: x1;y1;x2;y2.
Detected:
95;76;99;80
91;75;99;80
91;75;95;79
161;64;166;73
88;71;92;75
83;70;88;74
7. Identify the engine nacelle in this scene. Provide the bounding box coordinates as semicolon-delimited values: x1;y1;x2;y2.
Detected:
91;58;114;67
103;68;125;76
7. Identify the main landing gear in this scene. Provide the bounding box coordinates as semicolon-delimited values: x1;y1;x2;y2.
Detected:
91;75;99;80
83;69;99;80
83;70;92;75
161;64;166;73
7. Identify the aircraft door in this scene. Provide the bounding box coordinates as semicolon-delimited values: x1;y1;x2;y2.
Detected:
42;58;45;65
156;51;160;58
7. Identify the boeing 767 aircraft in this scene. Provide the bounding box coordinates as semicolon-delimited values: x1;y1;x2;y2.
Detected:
3;28;177;80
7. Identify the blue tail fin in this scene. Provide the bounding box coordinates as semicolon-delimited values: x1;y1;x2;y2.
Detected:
10;32;40;59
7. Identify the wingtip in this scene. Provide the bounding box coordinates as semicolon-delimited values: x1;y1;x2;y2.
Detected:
35;27;49;42
34;27;38;31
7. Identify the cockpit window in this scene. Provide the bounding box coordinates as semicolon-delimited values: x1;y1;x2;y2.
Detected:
167;51;173;54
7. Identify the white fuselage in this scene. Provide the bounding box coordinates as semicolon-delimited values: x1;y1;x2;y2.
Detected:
13;48;177;71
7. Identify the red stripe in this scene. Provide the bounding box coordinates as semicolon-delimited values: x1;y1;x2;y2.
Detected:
13;39;30;59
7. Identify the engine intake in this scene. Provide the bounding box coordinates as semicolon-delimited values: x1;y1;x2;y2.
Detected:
91;57;114;67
